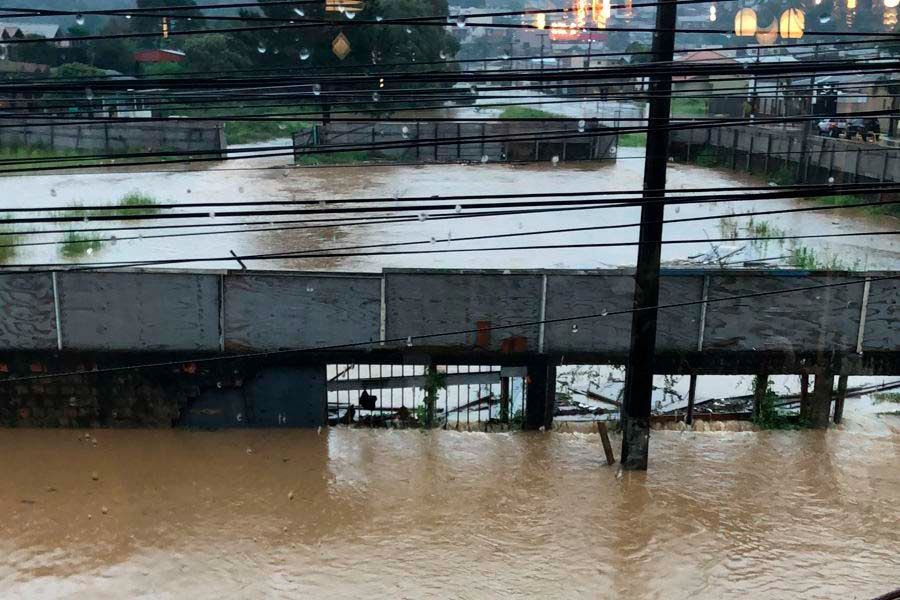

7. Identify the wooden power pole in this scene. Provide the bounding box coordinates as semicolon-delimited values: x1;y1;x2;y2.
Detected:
619;0;678;470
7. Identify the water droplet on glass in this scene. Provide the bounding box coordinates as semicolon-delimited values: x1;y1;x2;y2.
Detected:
85;87;94;100
454;204;462;214
313;83;321;96
209;212;216;218
299;48;311;60
216;381;223;389
238;186;244;194
83;216;89;223
372;91;380;101
406;336;413;347
551;155;560;166
440;50;448;60
375;15;384;22
818;13;831;23
601;308;609;316
578;119;586;132
447;231;452;242
75;14;85;25
481;155;489;164
430;236;437;245
273;48;280;55
418;213;427;222
345;10;356;19
125;14;132;19
293;7;305;17
469;83;478;95
85;247;93;256
257;42;267;54
50;189;57;197
501;51;510;60
306;285;315;292
186;188;191;194
318;199;326;207
457;16;467;28
337;5;346;12
571;323;579;333
828;176;835;184
110;235;117;245
401;125;410;139
405;27;413;34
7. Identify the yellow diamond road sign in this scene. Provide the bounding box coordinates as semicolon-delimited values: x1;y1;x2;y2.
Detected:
332;32;351;60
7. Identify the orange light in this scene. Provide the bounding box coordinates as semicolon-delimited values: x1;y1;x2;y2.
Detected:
534;12;546;29
779;8;805;39
734;8;758;36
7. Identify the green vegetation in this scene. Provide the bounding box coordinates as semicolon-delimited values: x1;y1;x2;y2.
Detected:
0;224;22;263
59;232;104;258
56;192;162;220
752;377;804;430
0;146;106;172
816;194;900;218
617;132;647;147
671;97;709;117
419;366;447;429
873;392;900;404
498;106;565;120
295;151;371;166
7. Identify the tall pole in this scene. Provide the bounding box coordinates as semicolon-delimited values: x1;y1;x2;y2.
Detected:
619;0;678;471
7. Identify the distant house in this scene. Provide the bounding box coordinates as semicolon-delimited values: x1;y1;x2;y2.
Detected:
673;49;745;95
133;49;187;65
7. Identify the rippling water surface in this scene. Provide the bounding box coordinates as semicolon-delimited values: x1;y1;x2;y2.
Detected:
1;424;898;599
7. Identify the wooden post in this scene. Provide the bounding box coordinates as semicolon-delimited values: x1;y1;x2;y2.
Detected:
833;374;848;424
597;422;616;465
811;362;834;428
686;371;697;425
525;358;555;430
746;134;753;172
620;0;678;471
764;134;772;175
799;372;810;420
854;147;862;183
499;376;510;423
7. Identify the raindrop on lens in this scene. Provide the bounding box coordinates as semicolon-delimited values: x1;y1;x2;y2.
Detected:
571;323;579;333
551;155;560;166
209;212;216;218
372;91;380;101
454;204;462;214
578;119;586;132
818;13;831;23
50;189;57;197
257;42;267;54
430;236;437;245
440;50;448;60
313;84;321;96
481;155;489;164
828;176;835;184
469;83;478;94
375;15;384;22
85;247;93;256
85;87;94;100
293;7;305;17
406;336;413;347
125;14;132;19
401;125;410;139
75;14;85;25
345;10;355;19
456;16;467;28
501;51;510;60
299;48;311;60
406;27;413;34
418;213;427;222
601;308;609;316
110;235;117;246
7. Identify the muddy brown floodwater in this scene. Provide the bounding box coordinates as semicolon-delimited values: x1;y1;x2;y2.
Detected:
1;425;898;599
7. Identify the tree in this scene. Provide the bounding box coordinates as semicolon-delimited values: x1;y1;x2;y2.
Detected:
180;33;257;73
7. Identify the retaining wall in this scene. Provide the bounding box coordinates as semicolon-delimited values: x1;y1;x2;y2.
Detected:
0;117;227;154
296;120;618;163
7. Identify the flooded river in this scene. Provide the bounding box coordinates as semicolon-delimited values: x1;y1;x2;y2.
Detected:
3;145;899;271
1;416;899;599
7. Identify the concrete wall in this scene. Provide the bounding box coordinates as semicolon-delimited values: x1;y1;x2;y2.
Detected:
0;117;227;154
0;268;894;358
670;124;900;185
298;120;618;163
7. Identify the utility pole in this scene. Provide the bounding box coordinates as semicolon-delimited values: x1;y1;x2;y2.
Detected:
619;0;678;471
